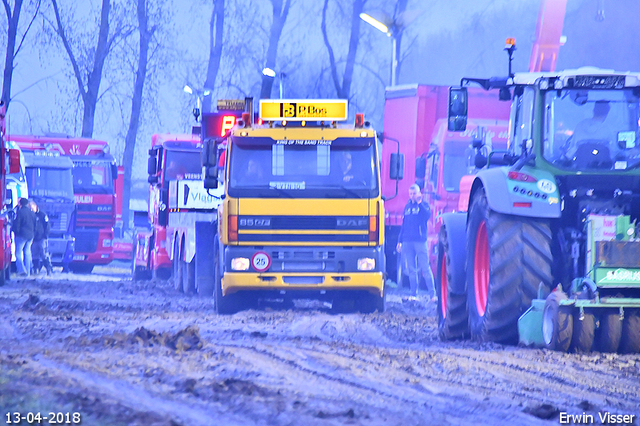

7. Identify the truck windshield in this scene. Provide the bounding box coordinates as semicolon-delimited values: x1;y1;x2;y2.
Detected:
543;88;640;170
163;149;202;182
228;137;378;198
25;167;74;200
72;160;113;194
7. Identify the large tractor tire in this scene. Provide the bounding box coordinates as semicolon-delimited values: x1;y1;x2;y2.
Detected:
596;311;623;353
542;291;573;352
570;311;595;353
173;240;183;293
436;225;468;340
466;189;553;344
619;311;640;354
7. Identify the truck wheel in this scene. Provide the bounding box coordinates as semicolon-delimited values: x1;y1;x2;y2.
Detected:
213;236;238;314
181;258;195;294
70;264;94;274
542;291;573;352
436;226;468;340
619;311;640;354
173;241;183;293
596;311;623;353
570;311;595;353
466;189;552;344
332;292;357;314
357;290;385;314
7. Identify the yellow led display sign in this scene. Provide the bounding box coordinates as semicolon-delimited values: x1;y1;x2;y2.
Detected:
259;99;348;121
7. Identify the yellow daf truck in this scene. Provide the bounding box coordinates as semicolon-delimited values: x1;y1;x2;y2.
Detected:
197;99;385;314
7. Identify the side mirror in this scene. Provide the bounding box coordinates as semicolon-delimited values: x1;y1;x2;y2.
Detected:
8;149;20;174
111;163;119;180
202;139;219;189
415;157;426;179
147;156;157;176
389;153;405;180
448;87;468;131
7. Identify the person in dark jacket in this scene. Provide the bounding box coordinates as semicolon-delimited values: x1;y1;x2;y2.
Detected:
12;198;37;277
396;184;436;300
30;201;53;276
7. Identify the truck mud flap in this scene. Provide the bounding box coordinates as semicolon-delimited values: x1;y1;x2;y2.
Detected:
195;221;216;296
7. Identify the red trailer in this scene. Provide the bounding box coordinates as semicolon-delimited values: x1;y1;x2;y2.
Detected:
11;136;118;273
381;84;510;283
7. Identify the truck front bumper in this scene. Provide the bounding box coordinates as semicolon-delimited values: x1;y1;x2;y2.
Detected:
222;272;384;297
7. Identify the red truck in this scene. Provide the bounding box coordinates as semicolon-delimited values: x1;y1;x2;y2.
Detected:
0;102;22;284
381;84;510;284
11;136;118;273
133;132;223;286
133;110;242;289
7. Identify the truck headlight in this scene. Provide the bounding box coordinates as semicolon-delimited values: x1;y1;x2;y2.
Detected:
231;257;250;271
102;239;112;247
357;258;375;271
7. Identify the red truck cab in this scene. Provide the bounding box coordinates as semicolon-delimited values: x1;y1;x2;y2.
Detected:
11;136;117;273
381;85;510;283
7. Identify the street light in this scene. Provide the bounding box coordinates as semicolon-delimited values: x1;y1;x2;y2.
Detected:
262;67;286;99
183;85;211;122
360;12;397;87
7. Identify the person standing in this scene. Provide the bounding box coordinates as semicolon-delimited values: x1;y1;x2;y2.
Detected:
30;201;53;276
396;184;436;301
12;198;37;277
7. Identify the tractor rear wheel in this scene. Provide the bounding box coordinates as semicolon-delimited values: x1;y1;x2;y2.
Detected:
595;311;622;353
466;189;552;344
542;291;573;352
570;311;595;353
436;226;468;340
619;311;640;354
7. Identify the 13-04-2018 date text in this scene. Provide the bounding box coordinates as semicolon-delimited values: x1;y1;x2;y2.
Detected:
5;412;81;424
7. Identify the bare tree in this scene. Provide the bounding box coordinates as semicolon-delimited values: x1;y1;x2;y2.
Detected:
321;0;365;99
202;0;224;113
120;0;155;231
2;0;41;108
392;0;408;83
260;0;291;100
50;0;131;137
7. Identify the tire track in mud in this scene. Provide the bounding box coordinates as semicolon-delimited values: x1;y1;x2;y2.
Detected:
202;338;551;426
3;271;640;425
30;358;249;426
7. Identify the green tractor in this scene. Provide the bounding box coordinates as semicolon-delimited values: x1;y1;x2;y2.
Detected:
438;68;640;353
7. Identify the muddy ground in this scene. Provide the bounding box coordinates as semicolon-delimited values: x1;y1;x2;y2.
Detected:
1;263;638;426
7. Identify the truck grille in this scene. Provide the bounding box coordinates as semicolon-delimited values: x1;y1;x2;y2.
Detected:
48;212;69;233
74;228;100;254
238;215;369;243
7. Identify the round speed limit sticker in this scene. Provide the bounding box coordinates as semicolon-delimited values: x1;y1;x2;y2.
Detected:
251;251;271;272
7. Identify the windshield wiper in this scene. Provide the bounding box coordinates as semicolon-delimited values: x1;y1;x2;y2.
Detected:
322;185;363;199
238;185;294;198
